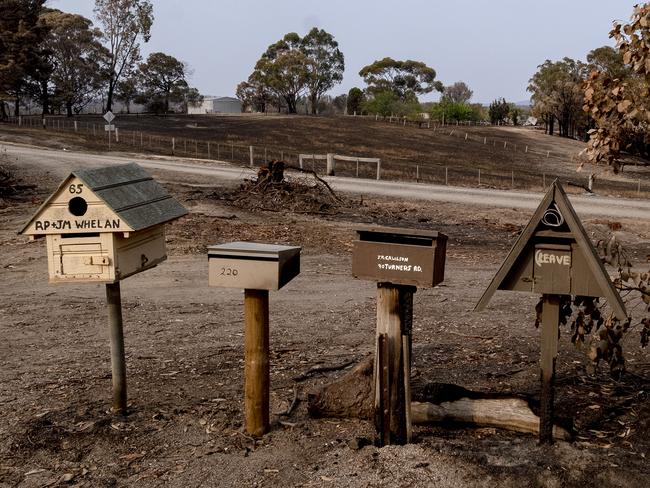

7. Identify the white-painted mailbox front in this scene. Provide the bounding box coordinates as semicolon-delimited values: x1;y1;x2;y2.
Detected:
20;163;187;283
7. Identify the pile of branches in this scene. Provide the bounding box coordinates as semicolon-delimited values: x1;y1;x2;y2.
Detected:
227;160;344;214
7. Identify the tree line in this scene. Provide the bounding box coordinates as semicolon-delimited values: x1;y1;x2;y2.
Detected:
0;0;201;118
526;2;650;170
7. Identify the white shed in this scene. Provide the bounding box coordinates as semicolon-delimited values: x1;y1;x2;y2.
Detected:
188;96;242;114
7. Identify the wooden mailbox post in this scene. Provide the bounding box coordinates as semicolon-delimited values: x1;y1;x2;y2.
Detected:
475;181;627;444
207;242;301;437
19;163;187;415
352;227;447;445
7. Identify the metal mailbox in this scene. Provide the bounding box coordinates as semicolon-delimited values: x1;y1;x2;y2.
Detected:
20;163;188;283
351;227;447;287
208;242;301;291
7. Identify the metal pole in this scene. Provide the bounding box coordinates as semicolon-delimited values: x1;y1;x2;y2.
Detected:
106;282;127;415
108;128;111;151
244;289;270;437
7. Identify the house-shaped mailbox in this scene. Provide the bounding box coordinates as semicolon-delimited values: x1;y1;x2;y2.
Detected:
475;181;626;320
352;227;447;287
208;242;301;291
20;163;187;283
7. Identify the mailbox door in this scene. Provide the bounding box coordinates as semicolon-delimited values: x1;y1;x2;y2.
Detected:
533;244;571;294
48;234;115;282
352;241;436;287
208;257;279;290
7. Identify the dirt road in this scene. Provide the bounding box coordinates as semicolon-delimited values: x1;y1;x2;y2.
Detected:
2;142;649;219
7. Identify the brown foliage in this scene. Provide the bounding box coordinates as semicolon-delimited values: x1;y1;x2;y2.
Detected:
582;3;650;171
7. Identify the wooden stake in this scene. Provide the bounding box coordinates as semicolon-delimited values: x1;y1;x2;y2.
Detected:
374;283;415;445
539;294;559;444
244;289;270;437
106;282;127;415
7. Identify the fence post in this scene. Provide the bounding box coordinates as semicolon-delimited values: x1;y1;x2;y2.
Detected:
115;127;119;142
376;160;381;180
18;116;22;126
525;145;528;153
172;137;175;155
231;143;234;160
445;167;448;185
356;158;359;177
326;153;335;176
478;169;481;186
543;173;546;189
299;154;304;169
207;142;211;159
44;118;47;130
195;139;198;157
416;165;419;182
504;141;507;149
217;143;220;159
249;146;254;167
638;179;641;196
547;151;550;158
140;132;143;146
465;133;468;141
484;137;487;145
74;121;78;132
511;170;514;189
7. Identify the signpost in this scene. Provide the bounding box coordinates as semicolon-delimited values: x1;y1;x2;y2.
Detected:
20;163;187;415
104;111;115;150
352;227;447;445
207;242;301;437
475;181;627;444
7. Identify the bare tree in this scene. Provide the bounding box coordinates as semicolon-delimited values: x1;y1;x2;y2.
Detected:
442;81;473;104
94;0;153;112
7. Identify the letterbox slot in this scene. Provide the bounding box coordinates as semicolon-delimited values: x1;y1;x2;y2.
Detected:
356;231;435;247
207;253;279;262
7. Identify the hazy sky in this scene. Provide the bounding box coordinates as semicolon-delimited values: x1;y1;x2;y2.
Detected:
49;0;638;104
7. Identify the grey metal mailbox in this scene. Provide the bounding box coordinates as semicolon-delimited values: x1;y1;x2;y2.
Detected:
207;241;301;438
208;242;300;291
352;227;447;287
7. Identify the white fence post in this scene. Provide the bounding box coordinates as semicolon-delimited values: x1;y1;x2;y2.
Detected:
326;153;335;176
376;160;381;180
250;146;254;167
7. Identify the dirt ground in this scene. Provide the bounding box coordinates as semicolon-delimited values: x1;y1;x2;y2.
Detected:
1;148;650;487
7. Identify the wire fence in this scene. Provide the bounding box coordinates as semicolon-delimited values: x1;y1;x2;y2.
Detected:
2;115;649;198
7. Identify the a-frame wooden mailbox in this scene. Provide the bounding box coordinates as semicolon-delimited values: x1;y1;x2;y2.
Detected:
475;181;626;443
20;163;187;415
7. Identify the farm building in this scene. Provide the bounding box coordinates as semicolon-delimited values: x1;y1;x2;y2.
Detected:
188;96;242;115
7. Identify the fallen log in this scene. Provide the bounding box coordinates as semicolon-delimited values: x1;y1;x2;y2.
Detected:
307;355;572;441
412;399;571;441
